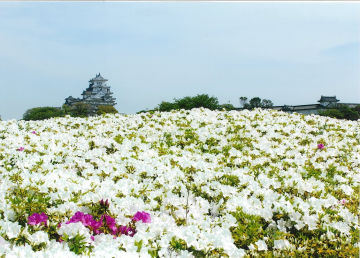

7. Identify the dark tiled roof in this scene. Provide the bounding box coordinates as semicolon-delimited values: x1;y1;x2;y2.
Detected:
89;73;108;82
318;96;339;102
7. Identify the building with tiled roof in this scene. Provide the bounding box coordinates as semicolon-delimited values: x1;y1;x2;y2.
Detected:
235;95;359;115
64;73;117;115
317;96;340;107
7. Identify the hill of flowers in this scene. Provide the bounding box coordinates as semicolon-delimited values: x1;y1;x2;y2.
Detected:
0;108;359;258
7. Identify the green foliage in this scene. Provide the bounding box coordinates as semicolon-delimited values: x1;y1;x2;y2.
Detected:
220;103;235;111
8;187;51;226
61;232;89;255
158;94;221;111
23;107;63;121
318;104;360;121
71;103;91;118
261;99;273;108
239;97;248;108
249;97;262;108
96;105;118;115
61;104;72;116
158;101;178;112
241;97;274;110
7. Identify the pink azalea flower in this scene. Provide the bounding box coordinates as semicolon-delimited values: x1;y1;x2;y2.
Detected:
317;144;324;149
89;218;103;234
17;147;24;151
117;225;136;237
105;214;117;232
66;211;85;224
31;131;36;135
90;235;95;241
133;211;151;223
82;214;94;227
99;199;109;208
28;212;48;226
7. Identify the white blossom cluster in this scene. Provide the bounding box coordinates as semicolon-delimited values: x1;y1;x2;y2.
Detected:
0;108;359;257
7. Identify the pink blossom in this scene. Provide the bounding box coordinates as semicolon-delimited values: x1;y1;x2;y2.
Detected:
90;235;95;241
17;147;24;151
133;211;151;223
118;225;136;237
28;212;48;226
31;131;36;135
66;211;85;224
89;217;103;234
317;144;324;149
104;215;117;232
82;214;94;227
99;199;109;208
339;199;346;205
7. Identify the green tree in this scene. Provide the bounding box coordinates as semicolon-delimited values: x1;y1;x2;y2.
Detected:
353;105;360;113
261;99;273;108
157;94;220;112
23;107;63;121
97;105;118;115
61;104;72;116
318;109;344;119
243;103;252;109
318;104;360;121
249;97;262;109
220;103;235;111
158;101;179;112
239;97;248;108
71;103;91;118
338;104;360;120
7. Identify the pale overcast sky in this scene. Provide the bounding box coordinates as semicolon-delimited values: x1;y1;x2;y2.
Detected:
0;2;359;121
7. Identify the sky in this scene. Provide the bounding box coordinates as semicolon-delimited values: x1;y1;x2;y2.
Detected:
0;2;359;121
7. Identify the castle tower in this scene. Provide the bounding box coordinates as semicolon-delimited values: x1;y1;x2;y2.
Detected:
65;73;117;115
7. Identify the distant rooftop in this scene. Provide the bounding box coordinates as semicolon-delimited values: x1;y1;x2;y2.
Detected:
318;95;339;103
89;73;108;82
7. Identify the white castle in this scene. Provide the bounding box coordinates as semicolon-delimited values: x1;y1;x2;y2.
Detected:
65;73;117;115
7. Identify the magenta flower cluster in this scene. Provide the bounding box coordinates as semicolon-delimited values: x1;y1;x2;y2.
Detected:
27;199;151;242
317;144;324;149
27;212;48;226
133;211;151;223
65;211;103;234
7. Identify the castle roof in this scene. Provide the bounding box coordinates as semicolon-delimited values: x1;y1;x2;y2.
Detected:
318;96;339;103
89;73;108;82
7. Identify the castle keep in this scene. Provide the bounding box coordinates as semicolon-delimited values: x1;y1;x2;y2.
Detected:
65;73;116;115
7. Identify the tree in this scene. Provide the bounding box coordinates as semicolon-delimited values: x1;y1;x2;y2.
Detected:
220;103;235;111
261;99;273;108
318;109;344;119
71;103;91;118
243;103;252;110
249;97;262;109
158;101;178;112
157;94;221;112
23;107;63;121
318;104;360;121
97;105;118;115
239;97;248;108
61;104;72;116
338;104;360;121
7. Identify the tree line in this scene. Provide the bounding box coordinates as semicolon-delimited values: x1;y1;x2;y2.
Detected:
138;94;273;113
1;94;358;121
22;104;118;121
318;104;360;121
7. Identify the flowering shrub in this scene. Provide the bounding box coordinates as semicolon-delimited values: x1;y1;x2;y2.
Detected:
0;108;359;257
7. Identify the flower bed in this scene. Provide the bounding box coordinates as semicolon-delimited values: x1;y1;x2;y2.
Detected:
0;108;358;257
